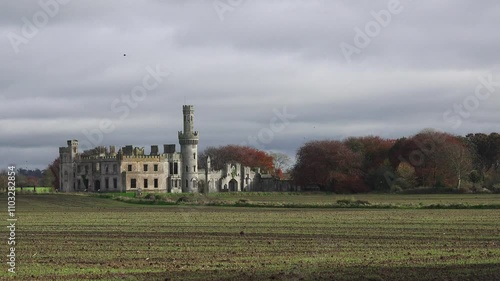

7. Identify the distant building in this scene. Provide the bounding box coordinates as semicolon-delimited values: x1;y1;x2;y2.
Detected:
59;105;298;193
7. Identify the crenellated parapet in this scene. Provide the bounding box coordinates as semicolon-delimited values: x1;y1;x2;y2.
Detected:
122;155;165;162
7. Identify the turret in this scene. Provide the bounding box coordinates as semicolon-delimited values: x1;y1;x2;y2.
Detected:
59;140;78;192
178;105;199;192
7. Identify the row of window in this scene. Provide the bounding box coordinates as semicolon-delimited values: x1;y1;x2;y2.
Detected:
126;163;189;174
76;178;118;189
77;162;193;175
130;178;159;189
104;178;118;189
128;164;159;172
77;164;118;174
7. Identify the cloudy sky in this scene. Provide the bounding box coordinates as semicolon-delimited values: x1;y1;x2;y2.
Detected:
1;0;500;170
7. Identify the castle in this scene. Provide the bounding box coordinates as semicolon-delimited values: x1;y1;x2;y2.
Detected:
59;105;295;193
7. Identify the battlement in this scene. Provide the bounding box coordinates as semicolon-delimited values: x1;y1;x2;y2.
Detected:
182;105;194;113
80;155;118;161
122;155;161;159
122;154;164;163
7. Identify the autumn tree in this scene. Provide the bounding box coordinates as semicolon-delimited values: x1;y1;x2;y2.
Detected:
344;136;395;191
466;133;500;185
199;145;274;173
48;157;60;190
395;161;417;190
291;140;366;192
42;168;55;187
389;129;475;188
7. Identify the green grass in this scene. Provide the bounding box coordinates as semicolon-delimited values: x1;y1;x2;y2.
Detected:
6;193;500;280
15;186;53;193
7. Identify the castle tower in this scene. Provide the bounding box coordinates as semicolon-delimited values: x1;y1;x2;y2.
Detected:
59;140;78;192
178;105;199;192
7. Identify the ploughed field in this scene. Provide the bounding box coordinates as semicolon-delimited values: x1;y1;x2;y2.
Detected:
8;194;500;280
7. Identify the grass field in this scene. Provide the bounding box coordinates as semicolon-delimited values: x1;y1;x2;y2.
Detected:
15;186;53;193
6;193;500;280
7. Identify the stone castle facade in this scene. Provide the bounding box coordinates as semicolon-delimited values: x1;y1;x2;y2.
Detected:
59;105;295;193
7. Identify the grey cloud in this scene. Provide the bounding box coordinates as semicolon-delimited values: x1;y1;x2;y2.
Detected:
1;0;500;169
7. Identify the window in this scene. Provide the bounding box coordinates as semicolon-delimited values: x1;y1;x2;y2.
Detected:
193;153;196;159
105;178;109;189
128;165;132;172
174;163;178;174
169;162;173;174
105;165;109;174
185;165;188;172
185;180;188;189
193;165;196;172
154;164;158;172
144;179;148;188
154;178;158;188
113;164;117;173
143;164;148;172
174;180;178;188
131;178;136;189
113;178;117;189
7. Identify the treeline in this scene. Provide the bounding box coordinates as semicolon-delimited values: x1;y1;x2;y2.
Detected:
292;130;500;193
0;159;60;192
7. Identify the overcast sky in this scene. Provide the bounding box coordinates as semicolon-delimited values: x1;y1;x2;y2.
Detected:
1;0;500;170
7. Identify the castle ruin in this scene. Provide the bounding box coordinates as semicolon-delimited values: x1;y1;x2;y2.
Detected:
59;105;296;193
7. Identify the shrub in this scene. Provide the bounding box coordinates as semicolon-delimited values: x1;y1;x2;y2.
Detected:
336;199;370;207
490;183;500;194
144;193;156;200
390;184;403;193
469;170;481;185
176;196;191;203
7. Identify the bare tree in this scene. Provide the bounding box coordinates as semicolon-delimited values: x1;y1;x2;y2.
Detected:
270;152;292;172
441;139;473;189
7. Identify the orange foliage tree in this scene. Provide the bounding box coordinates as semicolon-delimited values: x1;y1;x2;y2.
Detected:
389;129;474;188
344;136;395;191
291;140;366;192
199;145;274;173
